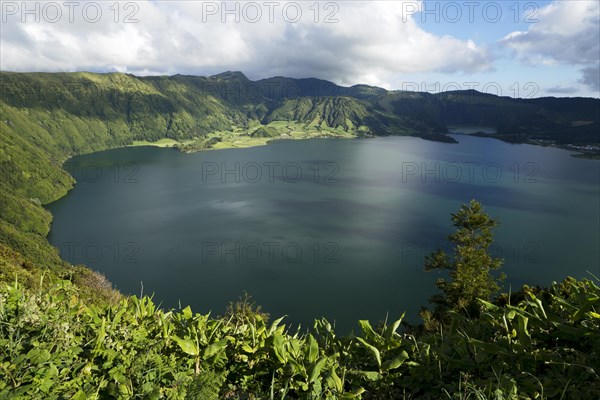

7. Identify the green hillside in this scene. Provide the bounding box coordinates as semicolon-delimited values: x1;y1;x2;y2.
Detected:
264;97;370;130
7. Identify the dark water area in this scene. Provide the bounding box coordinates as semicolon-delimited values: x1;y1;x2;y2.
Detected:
47;135;600;332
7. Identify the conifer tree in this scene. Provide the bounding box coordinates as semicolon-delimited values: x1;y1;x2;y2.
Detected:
425;200;504;316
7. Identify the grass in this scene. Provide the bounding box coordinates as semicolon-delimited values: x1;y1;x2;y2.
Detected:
130;138;183;148
137;122;361;153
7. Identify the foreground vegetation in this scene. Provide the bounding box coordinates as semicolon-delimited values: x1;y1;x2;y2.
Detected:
1;272;598;399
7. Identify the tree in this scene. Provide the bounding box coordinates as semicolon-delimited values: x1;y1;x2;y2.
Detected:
424;200;504;317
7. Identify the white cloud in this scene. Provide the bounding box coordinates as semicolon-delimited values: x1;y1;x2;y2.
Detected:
0;1;492;86
501;0;600;91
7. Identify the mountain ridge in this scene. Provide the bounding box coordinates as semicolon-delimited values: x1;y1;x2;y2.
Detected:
2;70;598;144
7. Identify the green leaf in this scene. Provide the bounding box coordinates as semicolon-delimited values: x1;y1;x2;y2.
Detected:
468;339;508;356
385;314;404;340
358;320;378;341
271;332;287;364
202;338;228;359
325;365;343;392
306;334;319;363
288;359;305;377
356;337;381;367
72;391;87;400
112;307;126;326
94;317;106;351
588;311;600;319
527;294;547;319
517;315;531;345
242;344;256;353
355;370;383;381
479;299;499;311
381;351;409;372
308;356;327;383
268;316;286;335
172;336;198;356
182;305;193;320
341;387;366;400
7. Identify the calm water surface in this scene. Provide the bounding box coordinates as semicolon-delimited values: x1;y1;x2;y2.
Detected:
47;135;600;332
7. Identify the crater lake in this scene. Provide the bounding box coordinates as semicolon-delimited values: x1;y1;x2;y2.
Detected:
46;135;600;332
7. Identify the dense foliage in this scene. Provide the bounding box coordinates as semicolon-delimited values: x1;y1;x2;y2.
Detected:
1;275;598;399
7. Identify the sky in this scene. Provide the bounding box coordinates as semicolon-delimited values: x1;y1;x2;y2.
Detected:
1;0;599;98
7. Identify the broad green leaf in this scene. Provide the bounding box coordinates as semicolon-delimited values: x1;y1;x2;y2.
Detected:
202;338;228;359
306;334;319;363
527;294;547;319
517;315;531;345
573;304;592;321
268;316;286;335
72;391;87;400
288;359;305;377
182;305;193;320
385;314;404;340
358;320;378;341
468;339;508;356
271;332;287;364
242;344;256;353
588;311;600;319
94;317;106;351
356;370;383;381
308;356;327;383
381;351;409;372
172;336;198;356
109;366;128;385
356;337;381;367
325;365;343;392
288;337;302;358
112;307;126;326
341;387;366;400
478;299;499;311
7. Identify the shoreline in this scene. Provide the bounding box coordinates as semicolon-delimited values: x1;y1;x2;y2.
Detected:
453;131;600;160
129;129;600;159
46;128;367;207
126;124;367;154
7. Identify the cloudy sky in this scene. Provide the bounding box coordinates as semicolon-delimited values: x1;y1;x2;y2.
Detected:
1;0;599;97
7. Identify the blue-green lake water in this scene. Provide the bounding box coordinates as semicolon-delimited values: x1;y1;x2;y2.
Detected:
47;135;600;332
